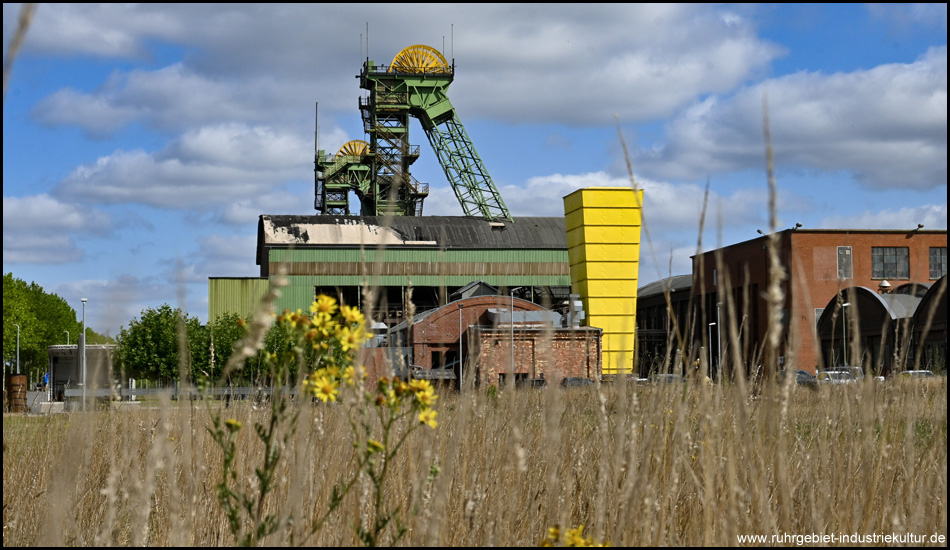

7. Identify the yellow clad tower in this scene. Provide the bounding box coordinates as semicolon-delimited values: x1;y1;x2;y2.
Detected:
563;187;643;375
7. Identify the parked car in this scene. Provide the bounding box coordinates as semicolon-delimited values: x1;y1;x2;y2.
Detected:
897;370;935;380
826;366;865;381
817;371;857;385
778;369;817;387
560;377;594;388
648;373;686;384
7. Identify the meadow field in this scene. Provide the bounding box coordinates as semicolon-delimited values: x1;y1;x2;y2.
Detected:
3;377;946;546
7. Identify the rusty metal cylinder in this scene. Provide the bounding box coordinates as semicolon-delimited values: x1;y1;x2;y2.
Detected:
7;374;28;413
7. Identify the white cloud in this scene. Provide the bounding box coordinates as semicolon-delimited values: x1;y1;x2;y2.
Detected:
643;47;947;190
22;4;782;136
167;233;259;284
2;194;111;264
817;204;947;230
51;275;182;337
55;124;312;209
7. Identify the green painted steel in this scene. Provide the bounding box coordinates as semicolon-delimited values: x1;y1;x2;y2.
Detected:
313;46;510;221
208;278;270;321
268;248;567;264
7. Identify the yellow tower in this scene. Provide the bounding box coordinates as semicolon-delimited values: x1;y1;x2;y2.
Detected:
563;187;642;375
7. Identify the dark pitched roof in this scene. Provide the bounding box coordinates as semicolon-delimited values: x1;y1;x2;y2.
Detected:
259;215;568;250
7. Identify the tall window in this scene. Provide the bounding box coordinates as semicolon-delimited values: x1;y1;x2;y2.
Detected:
931;247;948;279
837;246;852;279
872;247;909;279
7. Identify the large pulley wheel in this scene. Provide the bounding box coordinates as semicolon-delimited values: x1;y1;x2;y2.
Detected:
337;140;369;157
390;45;449;74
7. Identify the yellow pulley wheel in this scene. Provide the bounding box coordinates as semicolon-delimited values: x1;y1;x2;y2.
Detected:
337;140;369;157
390;44;449;74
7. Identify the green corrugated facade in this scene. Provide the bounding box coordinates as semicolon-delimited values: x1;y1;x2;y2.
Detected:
208;277;270;321
209;215;572;321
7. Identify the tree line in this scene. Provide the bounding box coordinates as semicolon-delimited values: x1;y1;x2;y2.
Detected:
3;272;282;387
3;273;110;380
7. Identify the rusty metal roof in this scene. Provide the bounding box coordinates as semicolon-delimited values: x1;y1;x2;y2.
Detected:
259;215;567;250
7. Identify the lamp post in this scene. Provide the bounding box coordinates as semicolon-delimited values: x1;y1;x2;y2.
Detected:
708;323;715;377
510;289;515;387
509;287;523;388
81;298;87;411
14;324;20;374
841;302;851;366
65;330;70;345
716;302;722;381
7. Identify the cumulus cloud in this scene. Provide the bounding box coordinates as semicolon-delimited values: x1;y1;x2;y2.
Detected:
32;64;325;136
2;194;111;263
166;233;259;285
642;46;947;190
817;203;947;231
55;123;312;209
22;4;782;136
51;274;178;336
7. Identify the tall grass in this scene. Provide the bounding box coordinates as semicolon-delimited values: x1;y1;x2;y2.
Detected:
3;379;947;546
4;11;946;545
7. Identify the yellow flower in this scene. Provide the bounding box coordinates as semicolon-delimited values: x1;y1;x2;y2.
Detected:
307;374;340;403
418;408;438;429
336;324;368;352
340;304;365;326
310;294;338;320
367;439;384;454
408;379;433;394
416;390;437;408
561;525;608;547
542;526;561;547
342;366;362;387
321;365;341;380
224;418;242;432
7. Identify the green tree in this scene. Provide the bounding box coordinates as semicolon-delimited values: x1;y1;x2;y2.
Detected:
204;312;255;384
3;273;37;374
115;304;205;384
2;273;109;380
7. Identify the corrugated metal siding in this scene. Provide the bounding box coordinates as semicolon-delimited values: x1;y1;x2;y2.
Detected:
273;284;318;315
267;248;567;264
208;278;270;321
279;274;571;289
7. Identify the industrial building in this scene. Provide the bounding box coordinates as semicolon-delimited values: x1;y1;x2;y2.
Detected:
815;275;947;376
635;274;692;377
46;344;116;400
383;294;601;387
691;228;947;377
207;44;612;384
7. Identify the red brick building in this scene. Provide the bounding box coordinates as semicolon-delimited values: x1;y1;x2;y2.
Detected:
387;295;601;387
692;228;947;376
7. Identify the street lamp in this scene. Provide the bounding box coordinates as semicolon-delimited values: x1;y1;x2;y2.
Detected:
716;302;722;381
14;324;20;374
65;330;70;345
509;287;523;388
841;302;851;366
81;298;87;411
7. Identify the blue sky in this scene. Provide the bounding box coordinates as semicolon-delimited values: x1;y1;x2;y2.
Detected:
3;3;947;336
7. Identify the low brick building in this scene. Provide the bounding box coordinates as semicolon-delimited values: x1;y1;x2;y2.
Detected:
470;322;602;386
388;294;601;387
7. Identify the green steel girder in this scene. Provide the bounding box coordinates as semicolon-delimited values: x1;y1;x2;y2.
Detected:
359;57;512;222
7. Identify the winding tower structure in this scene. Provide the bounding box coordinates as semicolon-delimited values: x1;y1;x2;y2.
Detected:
315;45;511;221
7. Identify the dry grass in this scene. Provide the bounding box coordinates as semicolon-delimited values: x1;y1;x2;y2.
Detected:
3;378;946;546
3;11;945;545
